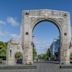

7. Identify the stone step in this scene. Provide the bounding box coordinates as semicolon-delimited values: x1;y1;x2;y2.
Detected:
60;64;72;69
0;65;37;69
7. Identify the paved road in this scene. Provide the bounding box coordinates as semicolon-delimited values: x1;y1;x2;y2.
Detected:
0;63;72;72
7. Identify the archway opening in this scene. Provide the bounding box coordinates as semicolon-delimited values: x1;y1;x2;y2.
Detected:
15;52;23;64
32;20;61;63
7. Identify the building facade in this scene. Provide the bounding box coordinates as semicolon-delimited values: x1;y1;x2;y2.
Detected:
50;39;60;60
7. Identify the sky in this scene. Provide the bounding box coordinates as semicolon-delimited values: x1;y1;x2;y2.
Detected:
32;22;59;54
0;0;72;54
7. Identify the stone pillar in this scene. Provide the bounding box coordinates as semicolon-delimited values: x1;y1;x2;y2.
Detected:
22;11;33;64
7;42;15;65
60;43;70;65
60;13;71;65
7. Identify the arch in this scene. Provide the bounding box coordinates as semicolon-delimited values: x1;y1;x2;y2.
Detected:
22;9;71;65
32;18;62;33
32;19;61;62
32;18;61;36
31;18;63;47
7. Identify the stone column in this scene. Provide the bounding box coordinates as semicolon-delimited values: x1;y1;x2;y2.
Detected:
22;12;33;64
60;42;70;65
7;42;15;65
60;13;71;65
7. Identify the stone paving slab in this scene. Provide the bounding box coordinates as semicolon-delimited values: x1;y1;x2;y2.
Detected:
0;63;72;72
0;65;37;69
60;64;72;69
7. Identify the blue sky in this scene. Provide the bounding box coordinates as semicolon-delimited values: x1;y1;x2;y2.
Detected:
0;0;72;54
32;22;59;54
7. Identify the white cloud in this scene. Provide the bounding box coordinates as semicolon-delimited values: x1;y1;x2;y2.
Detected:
0;31;19;39
0;31;8;36
0;16;19;27
7;17;19;26
0;20;6;25
10;33;20;39
0;31;5;36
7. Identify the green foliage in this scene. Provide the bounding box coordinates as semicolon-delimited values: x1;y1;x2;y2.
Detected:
33;47;37;60
32;42;37;60
0;59;2;64
38;55;42;59
37;48;51;61
43;48;51;60
15;52;23;60
70;53;72;63
0;41;8;60
38;54;48;61
70;53;72;59
46;48;51;58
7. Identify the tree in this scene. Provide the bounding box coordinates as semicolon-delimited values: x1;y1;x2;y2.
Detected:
47;49;51;57
70;53;72;60
15;52;23;60
46;48;51;60
0;41;8;60
37;48;51;61
15;52;23;64
38;54;42;59
32;42;37;60
70;53;72;63
33;47;37;60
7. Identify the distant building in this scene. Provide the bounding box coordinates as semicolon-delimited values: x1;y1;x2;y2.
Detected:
50;38;60;60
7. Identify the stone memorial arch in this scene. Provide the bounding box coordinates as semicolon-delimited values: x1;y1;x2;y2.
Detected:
22;9;71;65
